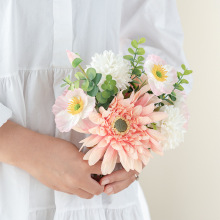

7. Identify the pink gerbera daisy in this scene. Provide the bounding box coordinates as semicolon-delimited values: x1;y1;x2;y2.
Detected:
76;85;167;174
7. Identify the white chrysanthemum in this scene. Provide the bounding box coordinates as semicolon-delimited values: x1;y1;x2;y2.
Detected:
157;105;187;150
87;50;131;90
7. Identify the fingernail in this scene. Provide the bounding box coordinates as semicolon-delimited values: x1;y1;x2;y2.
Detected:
105;186;113;195
101;178;110;186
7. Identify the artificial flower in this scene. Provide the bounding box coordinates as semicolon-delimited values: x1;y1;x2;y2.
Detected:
52;88;95;132
157;105;187;150
66;50;80;63
144;55;178;96
86;50;131;90
80;85;167;174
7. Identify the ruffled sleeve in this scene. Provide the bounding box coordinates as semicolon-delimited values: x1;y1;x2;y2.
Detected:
120;0;192;94
0;103;12;127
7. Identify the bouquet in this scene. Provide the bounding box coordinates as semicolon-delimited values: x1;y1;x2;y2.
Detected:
53;38;192;175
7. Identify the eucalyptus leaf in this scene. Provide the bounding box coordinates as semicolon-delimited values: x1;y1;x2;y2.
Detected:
101;90;111;99
81;80;89;91
75;72;86;80
87;81;95;91
86;68;96;80
181;64;186;70
72;58;83;68
93;73;102;85
96;92;107;104
87;85;99;97
132;68;142;76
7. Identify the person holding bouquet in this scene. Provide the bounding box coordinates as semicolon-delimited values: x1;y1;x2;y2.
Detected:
0;0;191;219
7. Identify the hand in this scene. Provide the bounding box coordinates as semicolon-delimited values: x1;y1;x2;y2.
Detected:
0;121;104;199
100;168;139;195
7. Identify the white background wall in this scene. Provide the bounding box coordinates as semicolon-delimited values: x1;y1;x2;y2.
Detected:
140;0;220;219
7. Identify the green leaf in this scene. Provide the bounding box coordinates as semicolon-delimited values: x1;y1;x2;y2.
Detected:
113;86;118;94
107;84;114;91
136;48;145;55
177;71;183;79
106;75;112;81
171;91;176;96
169;95;176;101
87;81;95;91
180;79;189;84
101;90;111;99
87;85;99;97
81;80;89;91
132;68;142;76
175;84;184;91
184;70;193;75
132;80;141;84
131;40;138;48
64;76;72;84
86;68;96;80
72;58;83;68
74;80;79;89
93;73;102;85
165;99;174;105
123;55;133;61
68;83;74;91
110;80;116;87
138;37;146;44
136;65;143;69
137;56;145;62
96;92;107;104
128;48;135;54
75;72;86;80
61;83;67;87
101;84;107;90
181;64;186;70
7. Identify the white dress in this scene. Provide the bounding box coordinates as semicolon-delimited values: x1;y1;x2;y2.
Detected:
0;0;190;219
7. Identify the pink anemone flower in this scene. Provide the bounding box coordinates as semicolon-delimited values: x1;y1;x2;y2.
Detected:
77;85;167;175
53;88;95;132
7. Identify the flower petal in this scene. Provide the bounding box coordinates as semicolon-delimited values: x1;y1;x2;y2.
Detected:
101;146;118;175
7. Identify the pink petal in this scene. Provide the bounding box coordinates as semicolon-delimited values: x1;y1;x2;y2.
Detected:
147;128;166;141
141;103;155;116
88;145;108;166
101;146;118;175
134;160;143;173
148;112;167;122
66;50;80;64
72;117;96;134
80;135;103;147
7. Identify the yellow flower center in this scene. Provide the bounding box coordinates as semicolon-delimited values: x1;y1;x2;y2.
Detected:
112;116;130;135
152;64;168;82
67;97;84;115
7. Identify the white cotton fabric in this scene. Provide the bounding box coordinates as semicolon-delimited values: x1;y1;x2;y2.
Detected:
0;0;190;219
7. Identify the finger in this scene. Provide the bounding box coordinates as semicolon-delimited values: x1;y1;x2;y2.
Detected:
104;176;136;195
88;160;103;175
74;188;94;199
80;176;104;195
100;169;138;186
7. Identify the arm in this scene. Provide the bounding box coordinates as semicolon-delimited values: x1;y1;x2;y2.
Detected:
0;120;104;198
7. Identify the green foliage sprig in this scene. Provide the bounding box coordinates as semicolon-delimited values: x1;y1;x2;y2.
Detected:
158;64;193;105
123;37;147;91
61;58;102;98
